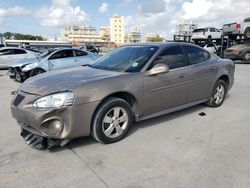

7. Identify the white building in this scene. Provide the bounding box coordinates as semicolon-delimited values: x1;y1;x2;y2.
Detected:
125;27;141;43
60;25;103;44
110;13;125;44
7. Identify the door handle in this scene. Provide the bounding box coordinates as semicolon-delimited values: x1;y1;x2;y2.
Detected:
210;66;215;71
179;74;185;78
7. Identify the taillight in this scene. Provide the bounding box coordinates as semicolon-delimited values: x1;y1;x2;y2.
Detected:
236;23;241;30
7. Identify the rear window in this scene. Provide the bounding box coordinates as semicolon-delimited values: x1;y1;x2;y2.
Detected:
0;49;11;56
244;17;250;22
193;29;205;33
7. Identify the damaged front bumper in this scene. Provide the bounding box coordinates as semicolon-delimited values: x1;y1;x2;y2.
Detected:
11;90;99;149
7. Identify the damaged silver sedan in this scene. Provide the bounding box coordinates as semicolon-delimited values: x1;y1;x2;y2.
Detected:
11;42;235;149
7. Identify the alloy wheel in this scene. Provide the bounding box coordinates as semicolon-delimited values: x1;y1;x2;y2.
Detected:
214;84;225;104
102;107;129;139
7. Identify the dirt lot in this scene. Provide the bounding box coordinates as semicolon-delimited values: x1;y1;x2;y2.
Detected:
0;64;250;188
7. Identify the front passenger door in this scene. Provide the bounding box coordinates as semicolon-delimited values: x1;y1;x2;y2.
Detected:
143;45;189;117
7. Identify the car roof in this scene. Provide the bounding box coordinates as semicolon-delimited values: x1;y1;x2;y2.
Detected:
0;47;28;50
121;42;200;49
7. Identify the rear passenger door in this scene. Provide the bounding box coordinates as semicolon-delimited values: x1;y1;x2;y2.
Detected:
0;49;12;65
48;49;76;70
182;45;216;102
143;45;189;116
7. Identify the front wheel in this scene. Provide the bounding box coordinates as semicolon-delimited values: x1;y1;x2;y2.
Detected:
205;80;227;107
243;52;250;63
244;28;250;40
29;68;45;78
91;97;133;144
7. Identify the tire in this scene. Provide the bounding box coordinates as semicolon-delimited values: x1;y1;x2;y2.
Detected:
244;28;250;40
243;51;250;63
15;71;24;82
29;68;45;78
91;97;133;144
205;80;227;107
207;36;212;43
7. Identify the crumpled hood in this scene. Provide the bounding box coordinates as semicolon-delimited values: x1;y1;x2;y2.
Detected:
7;58;37;68
20;66;125;95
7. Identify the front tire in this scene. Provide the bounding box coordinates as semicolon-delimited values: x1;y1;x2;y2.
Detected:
205;80;227;107
29;68;45;78
91;97;133;144
243;52;250;63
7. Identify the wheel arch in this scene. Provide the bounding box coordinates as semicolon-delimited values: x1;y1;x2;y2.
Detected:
217;75;229;89
91;91;141;124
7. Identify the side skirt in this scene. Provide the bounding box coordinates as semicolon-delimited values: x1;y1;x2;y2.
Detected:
138;99;207;121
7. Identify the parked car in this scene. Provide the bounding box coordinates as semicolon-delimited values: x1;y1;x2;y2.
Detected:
0;47;39;69
223;17;250;40
224;43;250;62
8;48;101;82
192;27;222;43
11;42;235;149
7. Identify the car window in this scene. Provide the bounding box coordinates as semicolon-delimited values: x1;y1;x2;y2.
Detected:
0;49;12;56
183;45;207;65
13;49;27;55
50;49;74;60
151;46;187;70
215;28;221;32
75;50;87;56
210;28;216;32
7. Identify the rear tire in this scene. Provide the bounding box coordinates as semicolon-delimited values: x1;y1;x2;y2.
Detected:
244;28;250;40
207;36;212;43
91;97;133;144
205;80;227;107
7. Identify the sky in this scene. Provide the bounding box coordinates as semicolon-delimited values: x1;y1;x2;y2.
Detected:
0;0;250;39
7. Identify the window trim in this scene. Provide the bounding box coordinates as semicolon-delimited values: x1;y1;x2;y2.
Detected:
181;44;211;66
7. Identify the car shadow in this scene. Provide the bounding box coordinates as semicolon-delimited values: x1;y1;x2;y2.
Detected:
50;104;207;152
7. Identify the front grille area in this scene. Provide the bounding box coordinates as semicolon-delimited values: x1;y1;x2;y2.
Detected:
13;94;25;106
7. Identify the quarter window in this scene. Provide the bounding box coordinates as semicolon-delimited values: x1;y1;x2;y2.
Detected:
152;46;187;70
183;45;207;65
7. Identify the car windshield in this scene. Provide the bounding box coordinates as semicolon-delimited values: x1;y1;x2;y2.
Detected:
89;46;159;72
36;50;53;61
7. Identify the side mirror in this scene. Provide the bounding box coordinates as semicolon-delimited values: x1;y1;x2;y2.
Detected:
149;63;169;76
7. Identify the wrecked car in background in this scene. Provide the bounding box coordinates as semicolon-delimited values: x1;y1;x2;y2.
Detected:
8;48;101;82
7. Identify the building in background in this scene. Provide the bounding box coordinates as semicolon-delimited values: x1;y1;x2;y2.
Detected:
125;27;141;43
60;25;103;45
110;13;125;44
100;26;110;42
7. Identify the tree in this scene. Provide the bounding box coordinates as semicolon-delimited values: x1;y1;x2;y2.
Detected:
3;32;45;41
147;34;164;42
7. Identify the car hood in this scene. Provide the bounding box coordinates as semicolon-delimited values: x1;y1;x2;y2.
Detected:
7;58;38;67
20;66;126;95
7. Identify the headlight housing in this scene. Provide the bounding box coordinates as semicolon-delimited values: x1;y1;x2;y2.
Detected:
33;92;75;108
22;63;39;72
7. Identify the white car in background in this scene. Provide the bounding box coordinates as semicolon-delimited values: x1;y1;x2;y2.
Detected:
0;47;39;69
192;27;222;43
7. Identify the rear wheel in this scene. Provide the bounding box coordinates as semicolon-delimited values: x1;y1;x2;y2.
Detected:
244;28;250;40
29;68;45;78
91;97;133;144
207;36;212;43
205;80;227;107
